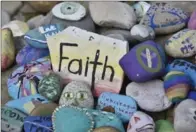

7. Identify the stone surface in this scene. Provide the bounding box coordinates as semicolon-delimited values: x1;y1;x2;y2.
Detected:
2;1;23;16
59;81;94;108
106;34;126;41
165;29;196;58
52;2;86;21
47;26;128;97
27;15;45;29
127;111;155;132
1;29;16;71
130;24;155;41
120;40;166;82
126;80;172;112
7;57;51;99
140;3;189;35
1;10;11;27
188;91;196;101
174;99;196;132
16;45;49;66
155;120;174;132
97;92;137;123
93;126;120;132
188;10;196;30
89;2;136;29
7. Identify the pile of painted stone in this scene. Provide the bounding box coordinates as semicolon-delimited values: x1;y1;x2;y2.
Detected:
1;1;196;132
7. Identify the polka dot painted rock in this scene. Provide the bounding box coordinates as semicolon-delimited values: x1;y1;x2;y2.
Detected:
16;45;49;66
140;3;189;35
120;40;166;82
155;120;174;132
7;57;51;99
52;2;86;21
127;111;155;132
24;24;65;48
1;28;15;71
59;81;94;108
93;126;120;132
97;92;137;123
165;29;196;58
126;80;172;112
188;10;196;30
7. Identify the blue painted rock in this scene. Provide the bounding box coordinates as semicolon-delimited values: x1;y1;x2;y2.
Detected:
97;92;137;123
119;40;166;82
188;10;196;30
24;24;65;48
16;45;49;66
24;116;53;132
1;106;28;132
5;94;49;114
188;91;196;101
7;57;51;99
167;59;196;90
140;3;189;35
165;29;196;58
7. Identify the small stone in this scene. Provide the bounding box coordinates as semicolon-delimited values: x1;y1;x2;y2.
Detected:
188;10;196;30
27;15;45;29
165;29;196;58
106;34;126;41
2;1;22;16
93;126;120;132
126;80;172;112
130;24;155;41
127;111;155;132
155;120;174;132
59;81;94;108
174;99;196;132
188;91;196;101
1;29;15;71
89;2;136;29
1;10;10;27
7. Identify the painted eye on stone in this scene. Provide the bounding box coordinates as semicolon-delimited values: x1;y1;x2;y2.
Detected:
60;3;79;15
76;92;88;101
64;92;74;99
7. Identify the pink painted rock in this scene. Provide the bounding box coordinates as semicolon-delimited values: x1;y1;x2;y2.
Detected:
188;10;196;30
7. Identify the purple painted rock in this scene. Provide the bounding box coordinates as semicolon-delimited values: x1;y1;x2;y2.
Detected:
188;10;196;30
16;45;49;66
119;40;166;82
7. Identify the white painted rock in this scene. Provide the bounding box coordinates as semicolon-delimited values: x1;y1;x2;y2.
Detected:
174;99;196;132
1;10;10;27
126;80;172;112
89;2;136;29
130;24;155;41
52;2;86;21
165;29;196;58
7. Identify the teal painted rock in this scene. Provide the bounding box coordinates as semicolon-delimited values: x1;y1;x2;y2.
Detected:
1;106;28;132
155;120;174;132
38;73;62;101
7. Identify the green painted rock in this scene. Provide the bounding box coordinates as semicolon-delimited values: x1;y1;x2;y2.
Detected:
155;120;174;132
1;106;28;132
38;73;62;101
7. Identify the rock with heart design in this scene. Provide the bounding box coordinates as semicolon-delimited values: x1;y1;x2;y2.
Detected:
155;120;174;132
188;10;196;30
1;106;28;132
188;91;196;101
165;29;196;58
174;99;196;132
93;126;120;132
97;92;137;123
120;40;166;82
126;80;172;112
127;111;155;132
140;3;189;35
24;24;65;48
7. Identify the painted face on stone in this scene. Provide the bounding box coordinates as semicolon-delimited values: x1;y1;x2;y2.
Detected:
188;108;196;122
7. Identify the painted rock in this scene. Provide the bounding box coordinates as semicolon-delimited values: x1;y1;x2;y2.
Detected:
24;24;65;48
133;1;151;22
155;120;174;132
2;20;29;37
188;91;196;101
89;2;136;29
127;111;155;132
167;59;196;89
93;126;120;132
119;40;166;82
126;80;172;112
7;57;51;99
52;2;86;21
16;45;49;66
164;71;192;104
165;29;196;58
2;10;10;27
38;73;62;101
30;103;58;116
97;92;137;123
1;28;15;71
188;10;196;30
47;26;128;97
140;3;189;35
1;106;28;132
24;116;53;132
59;81;94;108
130;24;155;41
174;99;196;132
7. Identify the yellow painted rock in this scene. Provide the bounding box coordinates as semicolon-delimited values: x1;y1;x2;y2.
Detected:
1;29;15;71
93;126;120;132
